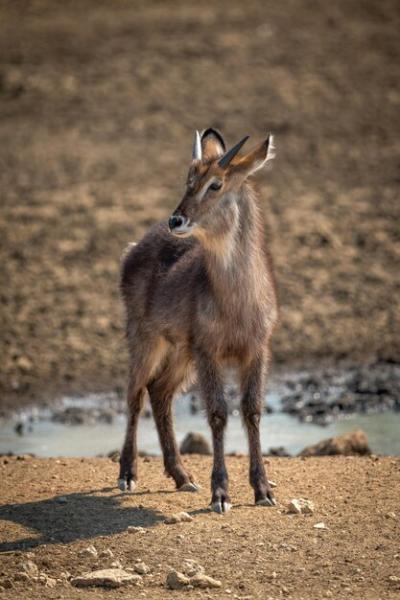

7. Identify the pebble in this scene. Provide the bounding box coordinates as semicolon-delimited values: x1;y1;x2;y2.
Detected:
134;562;150;575
182;559;205;577
191;573;222;589
313;522;328;530
99;549;114;559
385;512;396;520
166;569;191;590
164;511;194;524
56;496;67;504
79;545;98;558
20;560;39;577
71;568;142;588
127;526;147;533
287;498;315;515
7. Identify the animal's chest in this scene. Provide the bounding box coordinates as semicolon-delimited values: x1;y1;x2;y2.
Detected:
195;294;266;358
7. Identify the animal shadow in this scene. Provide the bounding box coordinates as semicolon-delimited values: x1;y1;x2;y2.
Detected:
0;490;165;552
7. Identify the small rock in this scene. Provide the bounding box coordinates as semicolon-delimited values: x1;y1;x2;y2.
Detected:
16;356;33;372
182;559;205;577
127;526;147;533
134;562;150;575
110;560;123;569
267;446;291;457
385;512;396;520
313;522;328;530
166;569;191;590
72;568;142;588
42;574;57;588
79;545;98;558
268;480;278;488
56;496;68;504
21;560;39;577
299;430;371;457
191;573;222;589
165;512;194;524
180;432;211;455
388;575;400;583
287;498;314;515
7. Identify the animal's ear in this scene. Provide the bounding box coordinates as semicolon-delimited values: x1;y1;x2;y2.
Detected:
231;134;275;178
200;128;226;161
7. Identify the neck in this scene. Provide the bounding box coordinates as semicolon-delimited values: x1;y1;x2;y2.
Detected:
197;185;264;300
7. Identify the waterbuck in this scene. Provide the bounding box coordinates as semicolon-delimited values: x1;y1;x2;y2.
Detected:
118;129;278;512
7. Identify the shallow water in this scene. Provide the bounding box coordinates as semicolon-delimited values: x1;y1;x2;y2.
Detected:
1;391;400;457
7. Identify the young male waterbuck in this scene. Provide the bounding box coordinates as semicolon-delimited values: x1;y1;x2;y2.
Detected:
119;129;278;512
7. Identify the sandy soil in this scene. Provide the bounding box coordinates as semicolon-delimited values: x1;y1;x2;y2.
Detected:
0;455;399;599
1;0;400;409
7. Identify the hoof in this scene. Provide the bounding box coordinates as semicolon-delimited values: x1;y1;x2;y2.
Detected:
118;478;136;492
210;501;232;514
256;496;277;507
179;482;200;493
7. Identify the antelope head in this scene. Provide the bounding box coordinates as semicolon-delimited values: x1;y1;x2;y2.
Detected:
168;128;275;239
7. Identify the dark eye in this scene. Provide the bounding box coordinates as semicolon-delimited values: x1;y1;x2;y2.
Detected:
209;181;222;192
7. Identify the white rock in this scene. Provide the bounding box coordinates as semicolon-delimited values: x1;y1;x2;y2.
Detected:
127;526;147;533
287;498;314;515
190;573;222;589
166;570;191;590
20;560;39;577
71;568;142;588
134;562;150;575
164;511;194;524
79;545;98;558
182;559;205;577
313;522;328;530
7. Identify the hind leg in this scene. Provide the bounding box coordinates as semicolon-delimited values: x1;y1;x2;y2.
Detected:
147;358;199;492
118;379;146;491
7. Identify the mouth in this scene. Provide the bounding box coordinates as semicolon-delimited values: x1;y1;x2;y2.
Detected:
170;223;197;237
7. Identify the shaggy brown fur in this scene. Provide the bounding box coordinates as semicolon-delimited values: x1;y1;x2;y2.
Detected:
119;129;278;511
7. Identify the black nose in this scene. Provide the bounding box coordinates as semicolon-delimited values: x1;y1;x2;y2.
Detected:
168;215;184;230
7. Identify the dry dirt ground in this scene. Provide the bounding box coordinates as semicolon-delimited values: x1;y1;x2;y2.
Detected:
0;0;400;409
0;456;399;599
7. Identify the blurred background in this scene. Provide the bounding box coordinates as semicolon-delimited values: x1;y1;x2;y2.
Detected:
0;0;399;455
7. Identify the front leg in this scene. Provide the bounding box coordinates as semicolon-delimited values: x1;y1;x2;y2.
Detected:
195;349;230;513
241;356;276;506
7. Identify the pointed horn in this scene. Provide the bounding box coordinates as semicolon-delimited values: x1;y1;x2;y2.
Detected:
218;135;249;168
192;130;202;161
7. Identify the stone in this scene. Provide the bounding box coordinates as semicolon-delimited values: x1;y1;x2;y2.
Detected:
134;562;150;575
313;522;328;530
79;545;98;558
182;559;205;577
190;573;222;589
99;549;114;559
267;446;291;457
287;498;314;515
299;430;371;457
164;512;194;524
110;560;123;569
71;568;142;588
180;432;211;455
21;560;39;577
166;569;191;590
127;526;147;533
